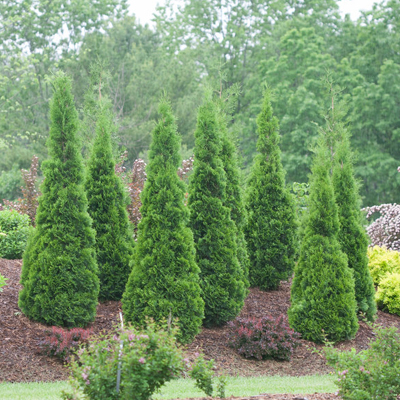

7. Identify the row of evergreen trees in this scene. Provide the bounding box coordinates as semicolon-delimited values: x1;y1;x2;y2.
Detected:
18;72;376;345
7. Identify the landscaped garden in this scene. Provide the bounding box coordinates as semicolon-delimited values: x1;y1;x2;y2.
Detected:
2;1;400;399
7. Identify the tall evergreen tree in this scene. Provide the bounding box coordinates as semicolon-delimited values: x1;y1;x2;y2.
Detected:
188;95;246;327
288;135;358;343
85;100;134;301
245;88;297;290
218;110;249;286
329;107;376;321
18;73;99;327
122;97;204;344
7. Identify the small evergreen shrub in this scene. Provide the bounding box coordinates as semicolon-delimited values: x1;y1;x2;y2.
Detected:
367;246;400;285
40;326;93;362
66;322;184;400
227;315;301;361
376;272;400;315
0;209;30;259
325;325;400;400
0;273;7;292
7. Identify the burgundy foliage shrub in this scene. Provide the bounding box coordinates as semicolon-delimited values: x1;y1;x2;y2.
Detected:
40;326;92;362
227;315;301;361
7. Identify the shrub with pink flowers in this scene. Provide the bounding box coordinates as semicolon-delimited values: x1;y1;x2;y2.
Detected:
40;326;92;362
324;324;400;400
64;321;185;400
227;315;301;361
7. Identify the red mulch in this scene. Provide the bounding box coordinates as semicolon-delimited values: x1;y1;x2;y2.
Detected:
1;258;400;400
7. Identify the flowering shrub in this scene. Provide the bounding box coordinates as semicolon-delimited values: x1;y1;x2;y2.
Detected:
40;326;92;362
367;246;400;285
325;324;400;400
65;321;184;400
0;209;30;259
376;272;400;316
227;315;301;361
363;203;400;251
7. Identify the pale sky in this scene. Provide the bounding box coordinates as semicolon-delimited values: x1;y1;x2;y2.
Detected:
129;0;381;25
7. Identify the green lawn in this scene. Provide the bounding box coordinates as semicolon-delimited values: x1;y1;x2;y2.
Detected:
0;374;336;399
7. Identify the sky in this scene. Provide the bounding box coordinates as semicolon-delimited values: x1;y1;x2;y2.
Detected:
129;0;380;25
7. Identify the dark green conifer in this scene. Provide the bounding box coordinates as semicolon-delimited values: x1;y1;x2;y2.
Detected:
188;96;246;327
218;111;249;286
18;73;99;327
122;97;204;344
245;88;297;290
288;136;358;343
331;123;376;321
85;101;134;301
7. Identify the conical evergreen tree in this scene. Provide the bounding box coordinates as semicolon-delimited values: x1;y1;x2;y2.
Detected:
331;123;376;321
122;97;204;344
288;136;358;343
188;95;246;327
19;73;99;327
218;110;249;287
245;88;297;290
85;100;134;301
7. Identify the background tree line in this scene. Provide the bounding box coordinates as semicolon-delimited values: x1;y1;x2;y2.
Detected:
1;0;400;206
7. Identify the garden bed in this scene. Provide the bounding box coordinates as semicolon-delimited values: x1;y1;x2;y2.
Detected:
1;258;400;386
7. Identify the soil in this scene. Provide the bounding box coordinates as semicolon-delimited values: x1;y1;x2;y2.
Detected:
1;258;400;399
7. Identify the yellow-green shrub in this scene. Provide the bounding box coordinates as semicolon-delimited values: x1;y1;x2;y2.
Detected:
376;272;400;315
367;246;400;285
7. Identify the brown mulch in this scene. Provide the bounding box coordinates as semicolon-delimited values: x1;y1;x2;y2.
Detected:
1;258;400;397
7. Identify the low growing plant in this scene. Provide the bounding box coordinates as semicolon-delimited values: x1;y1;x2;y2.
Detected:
66;321;184;400
227;315;301;361
0;273;7;292
367;246;400;285
40;326;93;362
325;324;400;400
0;209;30;259
376;272;400;316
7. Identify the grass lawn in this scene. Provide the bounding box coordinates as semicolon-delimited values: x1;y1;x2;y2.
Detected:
0;374;336;399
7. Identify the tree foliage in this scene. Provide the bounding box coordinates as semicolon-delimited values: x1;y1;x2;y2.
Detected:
122;97;204;343
288;134;358;343
188;95;246;327
245;88;297;290
18;73;99;327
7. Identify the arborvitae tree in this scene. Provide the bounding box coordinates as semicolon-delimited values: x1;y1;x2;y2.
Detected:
122;98;204;344
331;124;376;321
18;73;99;327
218;110;249;286
288;137;359;343
188;95;246;327
85;101;134;301
245;88;297;290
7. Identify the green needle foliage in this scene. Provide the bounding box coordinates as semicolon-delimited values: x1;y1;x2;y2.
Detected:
330;109;376;321
85;100;134;301
122;97;204;344
288;135;358;343
245;88;297;291
18;73;99;327
218;110;249;287
188;95;246;327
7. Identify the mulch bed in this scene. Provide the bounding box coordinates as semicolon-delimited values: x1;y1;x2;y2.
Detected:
1;258;400;399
